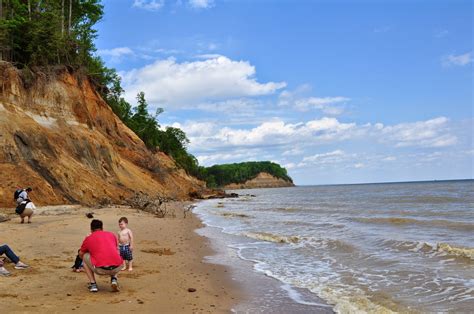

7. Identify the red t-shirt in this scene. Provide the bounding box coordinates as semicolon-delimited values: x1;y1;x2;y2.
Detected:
80;230;123;267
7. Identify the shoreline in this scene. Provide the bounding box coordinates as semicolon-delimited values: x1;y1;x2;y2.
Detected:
193;199;334;314
0;203;244;313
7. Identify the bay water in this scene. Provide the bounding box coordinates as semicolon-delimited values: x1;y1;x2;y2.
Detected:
194;180;473;313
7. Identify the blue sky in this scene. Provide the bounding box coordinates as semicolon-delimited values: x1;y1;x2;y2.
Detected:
96;0;473;185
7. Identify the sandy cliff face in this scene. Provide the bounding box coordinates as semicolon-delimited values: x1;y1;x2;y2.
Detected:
224;172;294;189
0;63;204;207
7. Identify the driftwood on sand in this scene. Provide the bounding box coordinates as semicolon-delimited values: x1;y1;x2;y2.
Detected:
126;192;176;218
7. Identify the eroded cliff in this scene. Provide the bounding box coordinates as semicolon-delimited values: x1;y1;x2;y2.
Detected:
0;62;205;207
224;172;295;189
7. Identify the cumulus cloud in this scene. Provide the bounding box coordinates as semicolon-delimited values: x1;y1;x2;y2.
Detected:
279;87;349;114
197;150;259;166
282;147;304;156
195;98;261;116
442;52;472;67
179;116;457;161
189;0;214;9
133;0;164;11
98;47;134;63
295;150;362;169
174;115;461;175
302;150;345;163
180;117;358;152
378;117;457;147
120;56;286;108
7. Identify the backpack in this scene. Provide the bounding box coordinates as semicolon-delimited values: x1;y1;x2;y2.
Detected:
15;202;27;215
14;189;23;201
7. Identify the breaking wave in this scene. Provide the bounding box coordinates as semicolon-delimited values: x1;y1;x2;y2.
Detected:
244;231;302;244
355;217;474;231
385;239;474;261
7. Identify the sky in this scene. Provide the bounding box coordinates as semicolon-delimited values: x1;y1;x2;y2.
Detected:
95;0;473;185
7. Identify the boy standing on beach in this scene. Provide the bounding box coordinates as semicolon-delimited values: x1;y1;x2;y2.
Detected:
118;217;134;271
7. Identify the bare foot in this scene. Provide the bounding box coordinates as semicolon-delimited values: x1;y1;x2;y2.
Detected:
128;268;133;272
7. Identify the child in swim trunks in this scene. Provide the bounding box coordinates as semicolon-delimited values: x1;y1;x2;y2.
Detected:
117;217;134;271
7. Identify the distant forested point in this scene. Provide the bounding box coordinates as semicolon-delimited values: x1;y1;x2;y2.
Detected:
199;161;293;188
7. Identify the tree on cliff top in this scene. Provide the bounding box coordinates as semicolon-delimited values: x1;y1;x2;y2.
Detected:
0;0;103;69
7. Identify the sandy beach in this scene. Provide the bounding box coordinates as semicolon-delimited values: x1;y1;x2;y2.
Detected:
0;203;242;313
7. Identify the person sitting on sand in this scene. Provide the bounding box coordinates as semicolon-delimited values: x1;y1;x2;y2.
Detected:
79;219;123;292
0;244;29;276
117;217;134;271
15;187;35;224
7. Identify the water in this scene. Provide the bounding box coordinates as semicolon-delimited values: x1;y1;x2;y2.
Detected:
194;180;474;313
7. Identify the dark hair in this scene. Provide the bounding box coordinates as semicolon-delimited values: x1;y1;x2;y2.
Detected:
26;187;32;192
90;219;103;231
119;217;128;224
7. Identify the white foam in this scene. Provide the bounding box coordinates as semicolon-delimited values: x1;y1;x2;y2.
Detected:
280;284;332;307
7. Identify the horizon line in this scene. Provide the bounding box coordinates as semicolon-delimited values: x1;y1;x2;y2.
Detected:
296;178;473;187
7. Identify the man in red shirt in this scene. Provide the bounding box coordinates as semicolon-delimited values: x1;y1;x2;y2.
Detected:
79;219;123;292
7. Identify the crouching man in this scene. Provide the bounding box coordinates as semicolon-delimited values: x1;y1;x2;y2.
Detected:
79;219;123;292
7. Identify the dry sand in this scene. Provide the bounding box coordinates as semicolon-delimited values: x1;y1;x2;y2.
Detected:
0;203;243;313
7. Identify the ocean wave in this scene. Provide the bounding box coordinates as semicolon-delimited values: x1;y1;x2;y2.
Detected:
354;217;474;231
435;243;474;261
272;207;301;212
386;196;464;204
384;239;474;261
218;211;252;218
244;231;302;244
242;232;357;254
257;266;398;314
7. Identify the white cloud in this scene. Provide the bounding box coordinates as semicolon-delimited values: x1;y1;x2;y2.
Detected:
282;147;304;156
194;53;224;59
282;162;297;170
197;151;257;166
294;97;349;114
120;56;286;108
302;150;345;163
195;98;260;116
182;117;358;152
279;87;349;114
180;116;457;160
189;0;214;9
442;52;472;67
98;47;134;63
133;0;164;11
379;117;457;148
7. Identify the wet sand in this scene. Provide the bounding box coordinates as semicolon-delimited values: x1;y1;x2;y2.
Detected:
0;203;243;313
